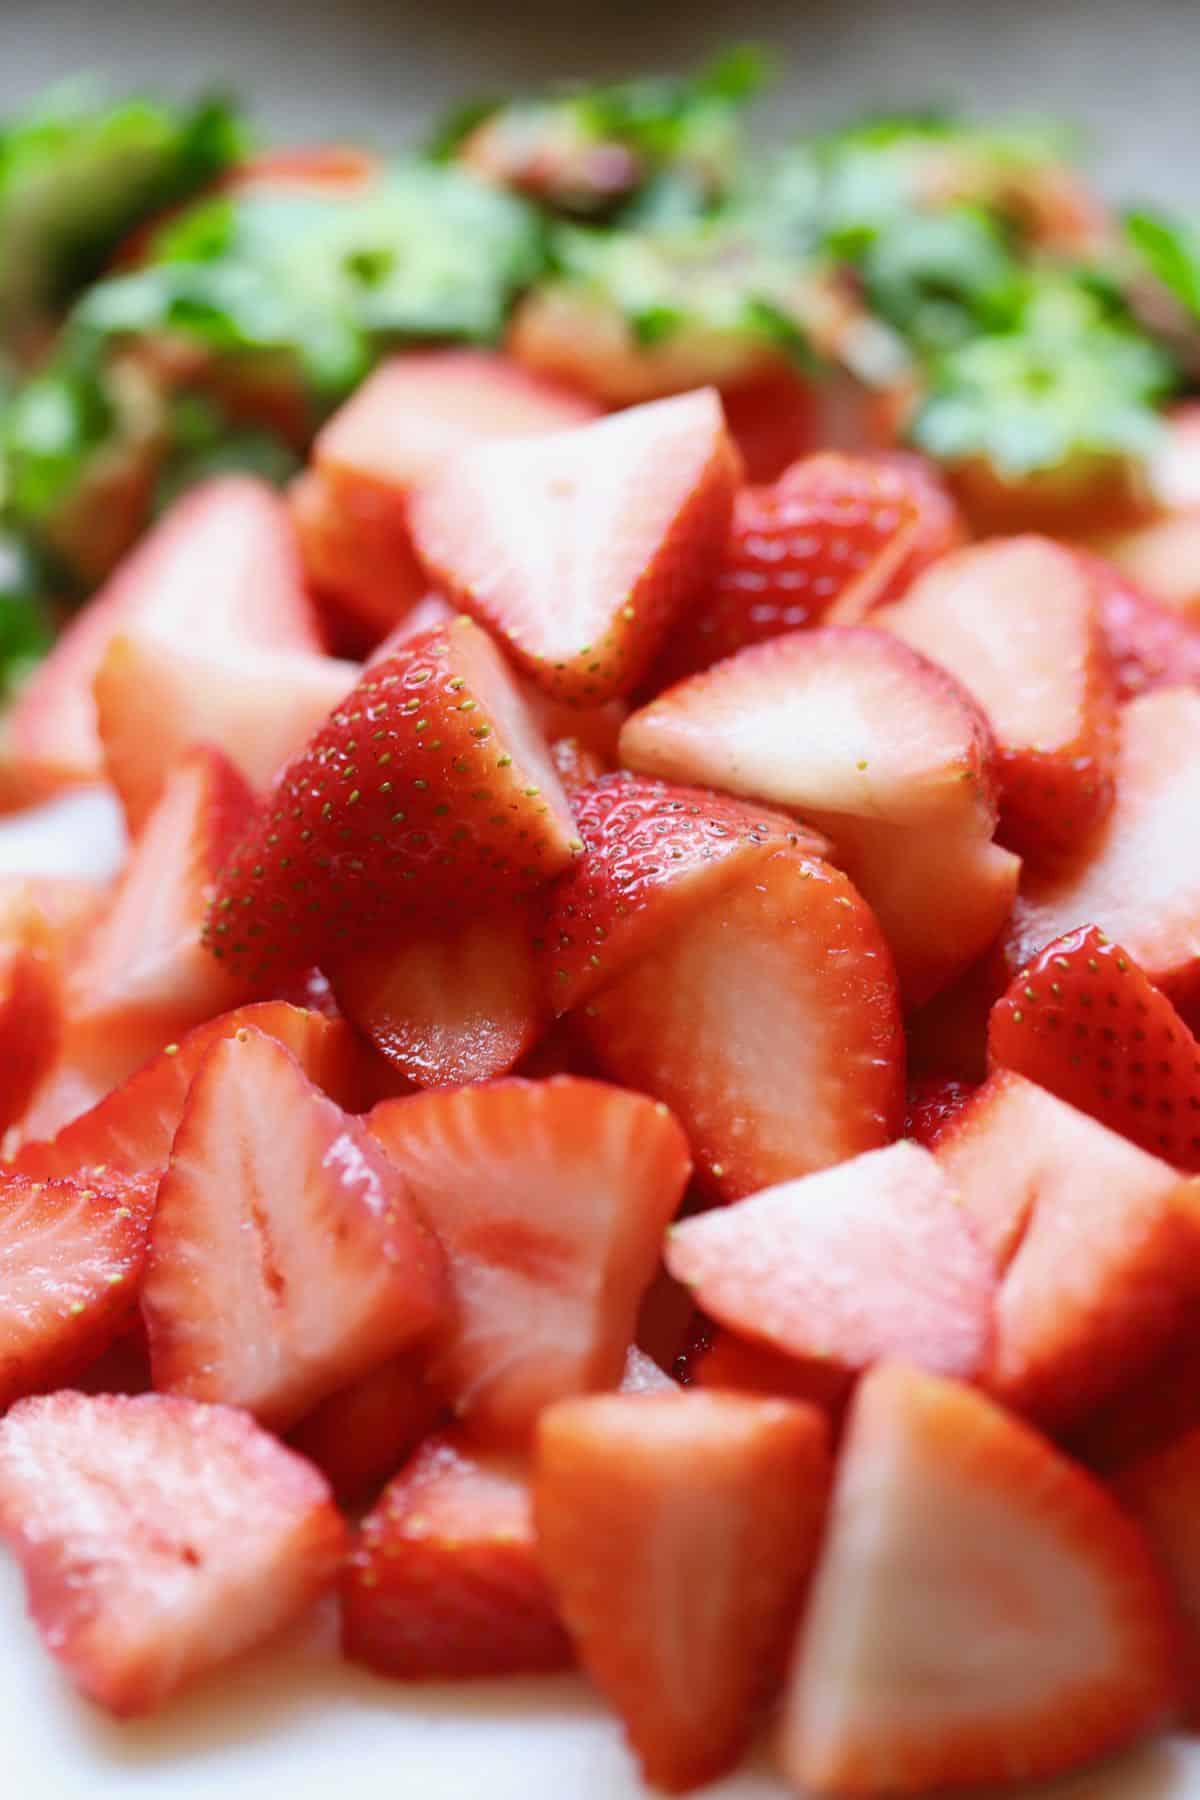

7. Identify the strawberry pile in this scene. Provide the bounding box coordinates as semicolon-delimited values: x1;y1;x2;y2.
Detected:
5;347;1200;1798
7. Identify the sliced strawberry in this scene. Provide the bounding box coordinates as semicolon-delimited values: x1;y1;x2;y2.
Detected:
578;848;905;1199
906;944;1007;1082
342;1429;570;1680
328;901;544;1088
289;1352;445;1503
936;1069;1200;1429
667;1142;993;1383
779;1364;1176;1796
903;1073;977;1147
0;940;62;1136
678;1317;854;1420
621;1345;676;1393
989;923;1200;1169
289;465;429;642
0;1391;344;1715
408;390;739;704
1007;689;1200;1011
542;772;822;1015
621;624;1012;1003
1114;1426;1200;1713
367;1076;689;1445
95;628;359;831
719;371;823;483
874;537;1119;864
548;734;609;796
643;452;923;690
535;1390;831;1793
143;1026;447;1429
1081;552;1200;702
57;747;253;1097
12;999;369;1182
858;448;968;607
1071;1330;1200;1474
206;617;576;984
0;1171;154;1409
1094;510;1200;618
3;476;320;793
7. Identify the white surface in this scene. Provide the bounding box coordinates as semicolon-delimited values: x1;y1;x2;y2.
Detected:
0;789;1196;1796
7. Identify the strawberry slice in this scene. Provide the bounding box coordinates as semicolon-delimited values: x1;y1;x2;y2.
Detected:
56;747;253;1099
857;448;968;609
367;1076;690;1445
678;1318;854;1420
779;1364;1176;1796
548;734;609;796
874;537;1119;864
903;1073;977;1147
668;1142;993;1383
907;944;1007;1083
535;1390;831;1793
289;1352;445;1503
142;1026;448;1428
1007;689;1200;1011
579;847;904;1200
12;999;369;1181
95;629;359;831
0;1391;344;1716
990;923;1200;1169
621;624;1013;1004
936;1070;1200;1428
342;1430;571;1680
1070;1330;1200;1475
621;1345;676;1393
1081;553;1200;702
328;901;545;1088
0;939;62;1136
1094;511;1200;618
3;476;320;794
0;1171;154;1409
206;617;576;983
407;390;739;704
542;772;823;1015
643;452;924;689
1114;1426;1200;1712
719;371;824;483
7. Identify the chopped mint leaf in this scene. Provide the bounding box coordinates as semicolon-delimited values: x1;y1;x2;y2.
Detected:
1126;209;1200;317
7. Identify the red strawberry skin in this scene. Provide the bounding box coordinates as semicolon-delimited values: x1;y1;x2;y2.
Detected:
677;1315;855;1421
989;924;1200;1170
904;1074;978;1147
341;1431;571;1680
206;617;576;983
1114;1426;1200;1714
0;940;62;1136
0;1391;344;1716
289;1353;446;1503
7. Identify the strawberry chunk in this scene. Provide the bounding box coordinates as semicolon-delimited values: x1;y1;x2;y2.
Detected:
579;849;905;1200
990;923;1200;1169
0;1391;344;1715
206;617;576;983
142;1026;447;1429
857;449;968;608
541;772;822;1014
12;999;369;1182
903;1073;977;1147
535;1390;831;1793
289;1353;445;1503
1114;1426;1200;1712
328;901;545;1088
3;477;320;794
0;939;62;1136
367;1076;690;1445
0;1172;154;1409
874;537;1119;865
95;628;359;831
667;1142;993;1383
779;1364;1176;1795
408;390;739;703
1083;553;1200;702
289;465;429;642
1094;511;1200;618
1007;689;1200;1011
937;1070;1200;1428
620;1345;676;1393
342;1431;571;1680
678;1318;854;1420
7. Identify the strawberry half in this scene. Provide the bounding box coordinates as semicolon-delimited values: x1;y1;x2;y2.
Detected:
1007;688;1200;1011
12;999;369;1182
0;939;62;1137
874;537;1119;865
0;1391;344;1715
289;1352;446;1503
0;1171;154;1409
667;1142;993;1383
342;1430;571;1680
142;1026;448;1429
367;1076;691;1445
678;1318;854;1421
541;772;823;1015
937;1069;1200;1428
903;1073;977;1147
1082;553;1200;702
206;617;576;983
290;466;429;644
579;847;904;1200
1094;510;1200;618
535;1390;831;1794
990;923;1200;1169
1115;1426;1200;1712
407;390;739;704
779;1364;1176;1796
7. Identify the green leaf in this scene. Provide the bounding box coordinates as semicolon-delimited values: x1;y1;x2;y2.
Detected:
0;531;52;700
0;361;117;524
153;393;299;510
1126;209;1200;317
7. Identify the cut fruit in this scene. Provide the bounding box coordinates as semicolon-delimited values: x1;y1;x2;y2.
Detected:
367;1076;690;1445
289;465;429;640
779;1364;1176;1796
902;1074;977;1148
289;1353;446;1504
1081;552;1200;702
1114;1426;1200;1712
679;1319;854;1421
342;1430;571;1680
535;1390;831;1794
142;1026;448;1429
0;1391;344;1716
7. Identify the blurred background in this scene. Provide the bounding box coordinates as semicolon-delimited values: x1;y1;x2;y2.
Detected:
2;0;1195;203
